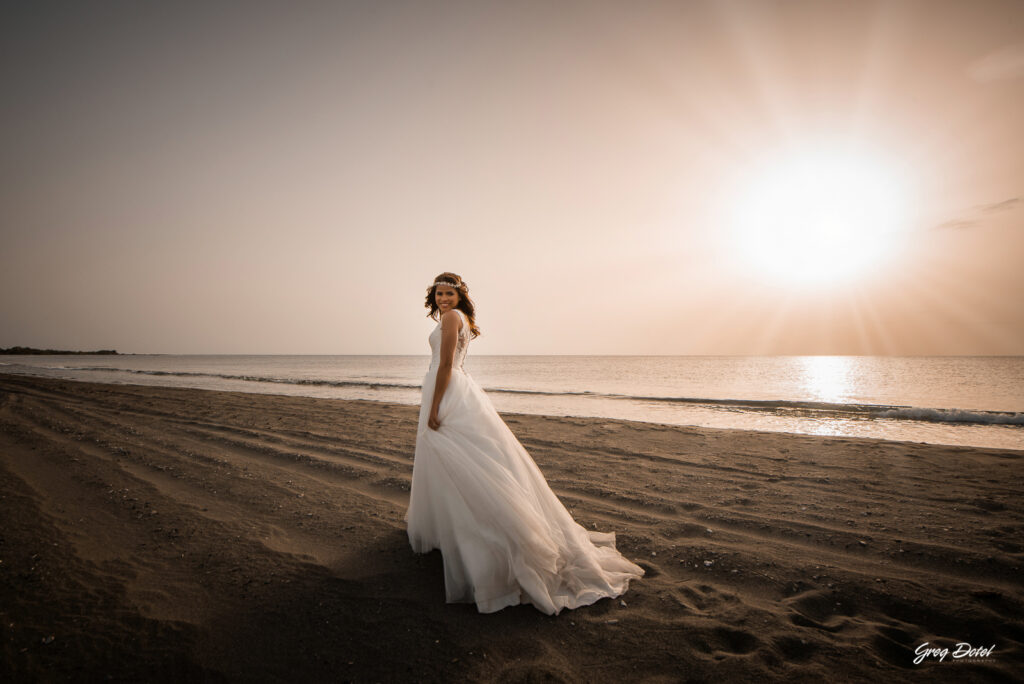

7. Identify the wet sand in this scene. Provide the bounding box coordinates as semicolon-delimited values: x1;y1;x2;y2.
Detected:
1;374;1021;682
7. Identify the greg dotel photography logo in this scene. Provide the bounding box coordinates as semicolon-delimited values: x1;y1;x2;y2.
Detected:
913;641;997;665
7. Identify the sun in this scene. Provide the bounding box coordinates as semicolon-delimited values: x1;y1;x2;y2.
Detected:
730;145;913;286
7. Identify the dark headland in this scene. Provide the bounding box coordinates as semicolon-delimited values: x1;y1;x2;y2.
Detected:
0;347;119;355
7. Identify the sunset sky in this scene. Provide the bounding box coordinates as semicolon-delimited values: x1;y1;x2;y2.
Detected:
2;0;1022;355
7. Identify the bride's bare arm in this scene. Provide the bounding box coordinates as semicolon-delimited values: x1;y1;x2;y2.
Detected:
428;310;461;430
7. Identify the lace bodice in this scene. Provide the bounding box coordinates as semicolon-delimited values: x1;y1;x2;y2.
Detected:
428;309;470;372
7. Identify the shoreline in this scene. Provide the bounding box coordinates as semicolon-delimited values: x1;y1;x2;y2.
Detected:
1;374;1021;682
2;368;1022;452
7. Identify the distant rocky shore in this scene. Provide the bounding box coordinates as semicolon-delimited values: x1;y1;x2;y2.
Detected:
0;347;119;355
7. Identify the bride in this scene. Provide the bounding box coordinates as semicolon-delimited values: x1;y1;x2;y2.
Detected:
405;272;644;615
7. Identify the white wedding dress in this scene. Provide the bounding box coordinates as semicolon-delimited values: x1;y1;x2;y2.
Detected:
405;309;644;615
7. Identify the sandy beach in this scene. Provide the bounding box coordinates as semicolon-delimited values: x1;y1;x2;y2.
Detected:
1;374;1021;682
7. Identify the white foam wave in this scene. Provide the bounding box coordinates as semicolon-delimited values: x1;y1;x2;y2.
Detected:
878;407;1024;426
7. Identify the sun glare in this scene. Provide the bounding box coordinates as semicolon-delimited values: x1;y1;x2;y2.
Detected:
730;145;913;286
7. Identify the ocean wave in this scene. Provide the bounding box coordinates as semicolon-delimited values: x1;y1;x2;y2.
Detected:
877;407;1024;426
631;394;1023;426
51;365;597;397
628;394;879;412
486;387;598;397
42;365;423;391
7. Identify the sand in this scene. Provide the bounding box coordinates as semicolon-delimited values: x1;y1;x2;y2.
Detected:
0;374;1021;683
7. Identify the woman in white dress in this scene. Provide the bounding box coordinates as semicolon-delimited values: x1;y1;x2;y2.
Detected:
405;272;644;615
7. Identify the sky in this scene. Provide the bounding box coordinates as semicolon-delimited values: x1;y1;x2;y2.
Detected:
2;0;1022;355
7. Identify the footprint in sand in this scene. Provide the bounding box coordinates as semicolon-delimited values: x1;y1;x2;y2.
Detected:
785;590;856;633
687;626;761;656
771;635;820;662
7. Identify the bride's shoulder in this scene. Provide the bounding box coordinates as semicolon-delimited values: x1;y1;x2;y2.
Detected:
440;309;465;328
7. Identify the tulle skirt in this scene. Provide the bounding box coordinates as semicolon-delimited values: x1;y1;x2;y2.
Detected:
405;367;644;615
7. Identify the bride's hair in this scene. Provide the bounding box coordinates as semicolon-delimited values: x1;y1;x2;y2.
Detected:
425;272;481;338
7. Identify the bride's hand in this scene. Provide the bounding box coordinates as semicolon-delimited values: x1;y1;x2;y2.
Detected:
428;411;441;430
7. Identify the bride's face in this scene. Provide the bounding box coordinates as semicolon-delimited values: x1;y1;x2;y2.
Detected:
434;286;459;313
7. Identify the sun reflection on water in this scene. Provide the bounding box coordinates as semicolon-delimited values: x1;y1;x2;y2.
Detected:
798;356;857;405
796;357;859;436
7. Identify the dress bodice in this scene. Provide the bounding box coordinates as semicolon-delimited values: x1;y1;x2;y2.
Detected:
428;309;470;372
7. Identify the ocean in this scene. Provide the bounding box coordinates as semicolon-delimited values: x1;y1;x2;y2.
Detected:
1;355;1022;451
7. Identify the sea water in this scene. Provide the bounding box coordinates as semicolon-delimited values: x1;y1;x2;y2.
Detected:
2;355;1022;450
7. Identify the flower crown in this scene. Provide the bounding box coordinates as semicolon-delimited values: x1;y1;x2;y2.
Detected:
433;280;462;289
